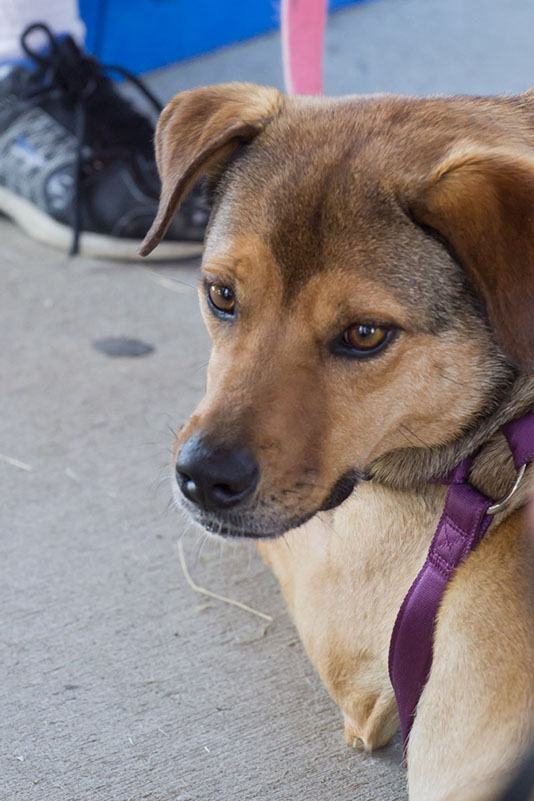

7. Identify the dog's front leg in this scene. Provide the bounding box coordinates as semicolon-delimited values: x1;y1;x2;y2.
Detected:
257;484;437;752
258;521;398;751
257;518;399;751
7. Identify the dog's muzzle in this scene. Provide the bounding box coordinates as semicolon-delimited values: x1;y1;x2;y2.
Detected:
174;434;360;538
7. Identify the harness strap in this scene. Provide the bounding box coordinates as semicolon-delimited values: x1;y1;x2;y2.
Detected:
389;411;534;751
281;0;327;95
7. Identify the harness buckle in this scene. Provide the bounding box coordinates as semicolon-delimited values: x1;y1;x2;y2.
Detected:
487;463;527;515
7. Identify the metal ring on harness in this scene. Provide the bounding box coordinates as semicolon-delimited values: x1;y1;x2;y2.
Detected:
487;463;526;515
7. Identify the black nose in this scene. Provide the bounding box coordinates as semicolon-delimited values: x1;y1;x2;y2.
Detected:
175;435;259;511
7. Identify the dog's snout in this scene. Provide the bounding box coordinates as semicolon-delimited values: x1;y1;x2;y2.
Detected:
175;435;259;511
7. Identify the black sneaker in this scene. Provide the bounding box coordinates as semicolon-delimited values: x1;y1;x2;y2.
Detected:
0;23;208;260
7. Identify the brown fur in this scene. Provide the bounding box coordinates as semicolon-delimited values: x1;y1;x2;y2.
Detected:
411;142;534;366
141;84;534;800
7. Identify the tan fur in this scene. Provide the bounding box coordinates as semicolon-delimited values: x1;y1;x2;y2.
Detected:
142;84;534;800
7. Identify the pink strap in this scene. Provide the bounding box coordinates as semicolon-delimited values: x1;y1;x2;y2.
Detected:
281;0;327;95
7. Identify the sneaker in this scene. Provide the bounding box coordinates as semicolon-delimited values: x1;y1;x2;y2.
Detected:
0;23;208;260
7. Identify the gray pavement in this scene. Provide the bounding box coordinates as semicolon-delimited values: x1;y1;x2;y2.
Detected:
4;1;534;800
150;0;534;98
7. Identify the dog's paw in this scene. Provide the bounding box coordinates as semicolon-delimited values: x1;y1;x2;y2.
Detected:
342;694;399;753
343;712;378;753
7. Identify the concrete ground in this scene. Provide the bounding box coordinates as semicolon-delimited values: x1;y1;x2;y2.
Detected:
3;1;534;800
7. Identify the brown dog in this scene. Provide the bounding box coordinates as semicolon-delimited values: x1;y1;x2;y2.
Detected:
140;84;534;801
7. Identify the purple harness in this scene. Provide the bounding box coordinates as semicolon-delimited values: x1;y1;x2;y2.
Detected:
388;411;534;750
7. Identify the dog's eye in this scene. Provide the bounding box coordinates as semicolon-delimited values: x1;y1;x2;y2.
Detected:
338;323;393;356
207;283;236;315
344;324;387;350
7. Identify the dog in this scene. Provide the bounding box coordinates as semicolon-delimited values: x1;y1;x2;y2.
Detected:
140;83;534;801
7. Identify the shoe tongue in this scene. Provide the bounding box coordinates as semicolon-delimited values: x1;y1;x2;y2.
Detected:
84;91;155;158
50;36;101;99
54;34;84;63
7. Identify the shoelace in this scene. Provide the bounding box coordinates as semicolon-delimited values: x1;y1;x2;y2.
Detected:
20;23;163;255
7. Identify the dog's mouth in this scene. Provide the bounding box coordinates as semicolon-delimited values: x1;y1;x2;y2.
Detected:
200;518;298;540
318;468;360;512
175;468;361;540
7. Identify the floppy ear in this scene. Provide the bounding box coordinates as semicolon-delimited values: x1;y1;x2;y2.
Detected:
138;82;282;256
410;144;534;369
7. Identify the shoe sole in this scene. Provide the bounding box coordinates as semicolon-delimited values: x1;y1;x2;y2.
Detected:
0;185;203;261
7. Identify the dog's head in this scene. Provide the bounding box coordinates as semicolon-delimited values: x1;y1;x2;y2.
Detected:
141;83;534;538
